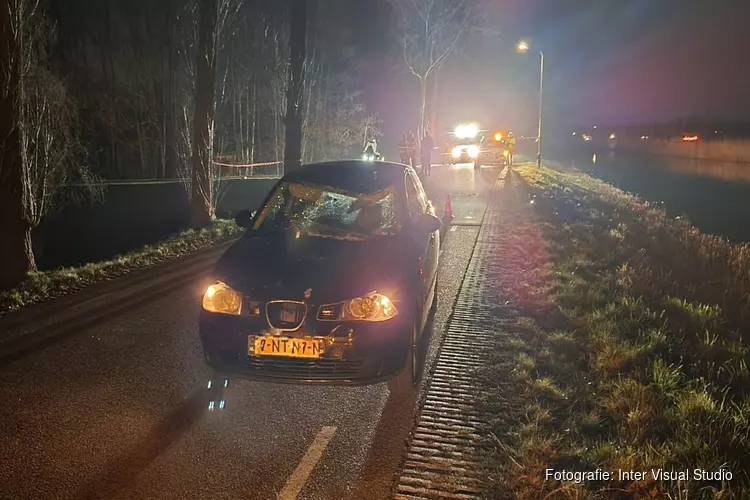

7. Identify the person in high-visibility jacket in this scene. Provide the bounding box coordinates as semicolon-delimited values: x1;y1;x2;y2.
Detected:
506;132;517;166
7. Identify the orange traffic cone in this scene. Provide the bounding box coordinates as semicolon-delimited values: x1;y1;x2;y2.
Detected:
443;194;454;221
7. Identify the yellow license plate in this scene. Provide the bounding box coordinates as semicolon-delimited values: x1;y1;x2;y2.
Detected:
251;336;325;358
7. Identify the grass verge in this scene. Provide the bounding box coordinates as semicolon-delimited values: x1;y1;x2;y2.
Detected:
479;163;750;499
0;219;242;315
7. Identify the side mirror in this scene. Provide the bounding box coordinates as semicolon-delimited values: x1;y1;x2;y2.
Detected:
414;213;441;233
234;209;253;228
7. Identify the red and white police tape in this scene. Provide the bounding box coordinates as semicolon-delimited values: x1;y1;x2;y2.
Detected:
212;160;282;168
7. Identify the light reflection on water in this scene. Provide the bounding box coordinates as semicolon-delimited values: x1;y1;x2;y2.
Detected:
552;147;750;244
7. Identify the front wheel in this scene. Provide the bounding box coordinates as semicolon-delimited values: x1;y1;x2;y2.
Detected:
387;309;420;397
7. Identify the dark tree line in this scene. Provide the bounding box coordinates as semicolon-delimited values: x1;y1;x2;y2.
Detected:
0;0;380;289
44;0;376;181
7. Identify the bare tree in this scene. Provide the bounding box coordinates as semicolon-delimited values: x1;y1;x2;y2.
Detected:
189;0;219;227
0;0;100;283
390;0;475;138
283;0;306;173
188;0;241;227
175;0;199;192
19;4;101;270
0;0;27;289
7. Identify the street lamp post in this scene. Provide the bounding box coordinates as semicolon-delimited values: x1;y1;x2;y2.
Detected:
517;41;544;168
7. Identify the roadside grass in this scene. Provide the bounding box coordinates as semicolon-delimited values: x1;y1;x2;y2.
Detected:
0;219;242;315
479;163;750;499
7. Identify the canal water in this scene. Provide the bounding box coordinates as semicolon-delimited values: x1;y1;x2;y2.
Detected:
544;146;750;244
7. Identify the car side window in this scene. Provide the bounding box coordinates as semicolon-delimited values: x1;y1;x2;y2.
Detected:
405;173;426;219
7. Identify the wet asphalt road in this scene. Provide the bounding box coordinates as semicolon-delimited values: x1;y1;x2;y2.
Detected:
0;163;500;500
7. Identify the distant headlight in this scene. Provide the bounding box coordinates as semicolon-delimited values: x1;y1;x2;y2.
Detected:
202;281;242;315
317;292;398;322
451;146;462;158
503;150;509;157
468;145;479;158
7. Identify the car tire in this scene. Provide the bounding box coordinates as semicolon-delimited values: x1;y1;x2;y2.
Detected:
387;309;420;397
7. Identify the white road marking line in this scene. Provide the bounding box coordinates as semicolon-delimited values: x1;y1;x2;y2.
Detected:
277;426;337;500
450;226;457;232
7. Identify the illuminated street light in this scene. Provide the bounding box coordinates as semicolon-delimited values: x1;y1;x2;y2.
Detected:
609;133;616;139
517;39;543;168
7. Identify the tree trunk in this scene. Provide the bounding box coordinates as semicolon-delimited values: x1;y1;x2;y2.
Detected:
418;76;428;139
322;59;331;157
162;0;175;179
102;0;119;178
250;71;257;163
190;0;218;228
0;0;32;289
429;65;441;137
283;0;306;174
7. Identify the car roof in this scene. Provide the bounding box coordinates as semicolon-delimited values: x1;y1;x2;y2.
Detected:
282;160;411;194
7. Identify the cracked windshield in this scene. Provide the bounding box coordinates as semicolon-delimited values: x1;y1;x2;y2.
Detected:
254;183;401;239
2;0;750;499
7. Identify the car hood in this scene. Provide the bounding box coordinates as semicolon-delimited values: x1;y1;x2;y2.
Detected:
213;231;416;304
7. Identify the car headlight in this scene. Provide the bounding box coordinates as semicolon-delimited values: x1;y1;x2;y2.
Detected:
451;146;462;158
468;145;479;158
202;281;242;315
317;292;398;322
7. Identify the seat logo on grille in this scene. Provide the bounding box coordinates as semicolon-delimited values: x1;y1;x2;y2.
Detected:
280;303;302;324
266;301;306;331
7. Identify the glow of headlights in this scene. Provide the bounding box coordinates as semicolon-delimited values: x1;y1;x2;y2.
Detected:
202;282;242;315
503;150;509;157
468;145;479;158
451;147;462;158
345;293;397;321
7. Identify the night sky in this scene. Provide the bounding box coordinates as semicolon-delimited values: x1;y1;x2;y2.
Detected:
352;0;750;146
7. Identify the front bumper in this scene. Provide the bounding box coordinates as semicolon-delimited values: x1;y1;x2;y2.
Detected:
199;309;412;386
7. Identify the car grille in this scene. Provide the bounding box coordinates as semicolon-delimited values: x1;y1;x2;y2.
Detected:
266;301;307;330
238;355;364;380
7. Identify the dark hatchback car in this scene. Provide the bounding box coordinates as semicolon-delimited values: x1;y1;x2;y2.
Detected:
199;160;441;395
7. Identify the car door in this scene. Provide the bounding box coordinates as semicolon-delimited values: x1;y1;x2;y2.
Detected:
411;172;440;291
404;171;439;309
